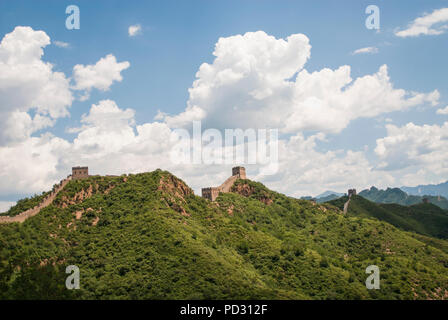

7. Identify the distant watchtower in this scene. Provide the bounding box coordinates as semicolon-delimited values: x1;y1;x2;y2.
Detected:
72;166;89;180
232;166;246;179
348;189;357;198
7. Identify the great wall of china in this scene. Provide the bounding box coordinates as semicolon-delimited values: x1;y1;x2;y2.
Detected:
0;165;243;224
343;188;357;214
0;164;356;223
0;166;90;224
201;167;247;201
0;175;72;224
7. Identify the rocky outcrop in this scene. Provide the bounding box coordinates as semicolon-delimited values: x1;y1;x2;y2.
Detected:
158;174;193;201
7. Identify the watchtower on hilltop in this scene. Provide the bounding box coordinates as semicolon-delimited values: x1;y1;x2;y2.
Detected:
72;166;89;180
202;166;247;201
232;166;246;179
348;189;357;198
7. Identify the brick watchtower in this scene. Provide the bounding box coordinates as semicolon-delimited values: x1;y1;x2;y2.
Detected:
72;166;89;180
232;166;246;179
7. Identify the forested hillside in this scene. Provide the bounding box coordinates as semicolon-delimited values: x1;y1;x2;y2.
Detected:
1;171;447;300
329;195;448;239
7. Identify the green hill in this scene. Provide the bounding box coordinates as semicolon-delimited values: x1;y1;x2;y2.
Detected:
1;171;448;300
359;186;448;209
328;195;448;239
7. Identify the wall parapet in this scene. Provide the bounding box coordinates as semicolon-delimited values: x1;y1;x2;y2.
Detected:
0;175;72;224
201;167;247;201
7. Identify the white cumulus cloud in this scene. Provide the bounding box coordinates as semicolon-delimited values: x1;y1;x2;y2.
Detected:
375;122;448;187
72;54;130;100
158;31;439;134
0;26;73;145
395;7;448;37
0;28;445;200
436;105;448;115
128;24;142;37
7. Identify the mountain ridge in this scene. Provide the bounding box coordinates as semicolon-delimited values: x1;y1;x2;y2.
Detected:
401;181;448;198
328;195;448;240
359;186;448;209
1;170;447;299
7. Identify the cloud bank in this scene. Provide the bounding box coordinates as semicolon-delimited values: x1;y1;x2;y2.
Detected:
0;27;445;200
159;31;438;135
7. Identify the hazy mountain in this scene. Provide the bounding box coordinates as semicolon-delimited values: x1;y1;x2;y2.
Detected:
328;195;448;240
316;190;345;198
315;194;342;203
299;191;344;203
401;181;448;198
359;186;448;210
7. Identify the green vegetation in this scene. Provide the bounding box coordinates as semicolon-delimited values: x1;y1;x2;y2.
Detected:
1;171;447;300
329;195;448;239
359;186;448;209
0;191;51;217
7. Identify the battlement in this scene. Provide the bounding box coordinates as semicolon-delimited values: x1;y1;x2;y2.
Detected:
202;166;247;201
232;166;246;179
72;166;89;180
201;187;221;201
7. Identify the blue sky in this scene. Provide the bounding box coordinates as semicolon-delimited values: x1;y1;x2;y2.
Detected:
0;0;448;208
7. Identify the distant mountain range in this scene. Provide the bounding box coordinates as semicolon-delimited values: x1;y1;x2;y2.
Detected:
359;186;448;210
316;190;345;198
328;195;448;240
401;181;448;198
300;191;344;203
304;184;448;209
315;193;343;203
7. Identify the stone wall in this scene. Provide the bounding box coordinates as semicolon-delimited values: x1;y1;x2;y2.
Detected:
218;175;238;193
0;176;72;224
201;187;221;201
202;167;246;201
